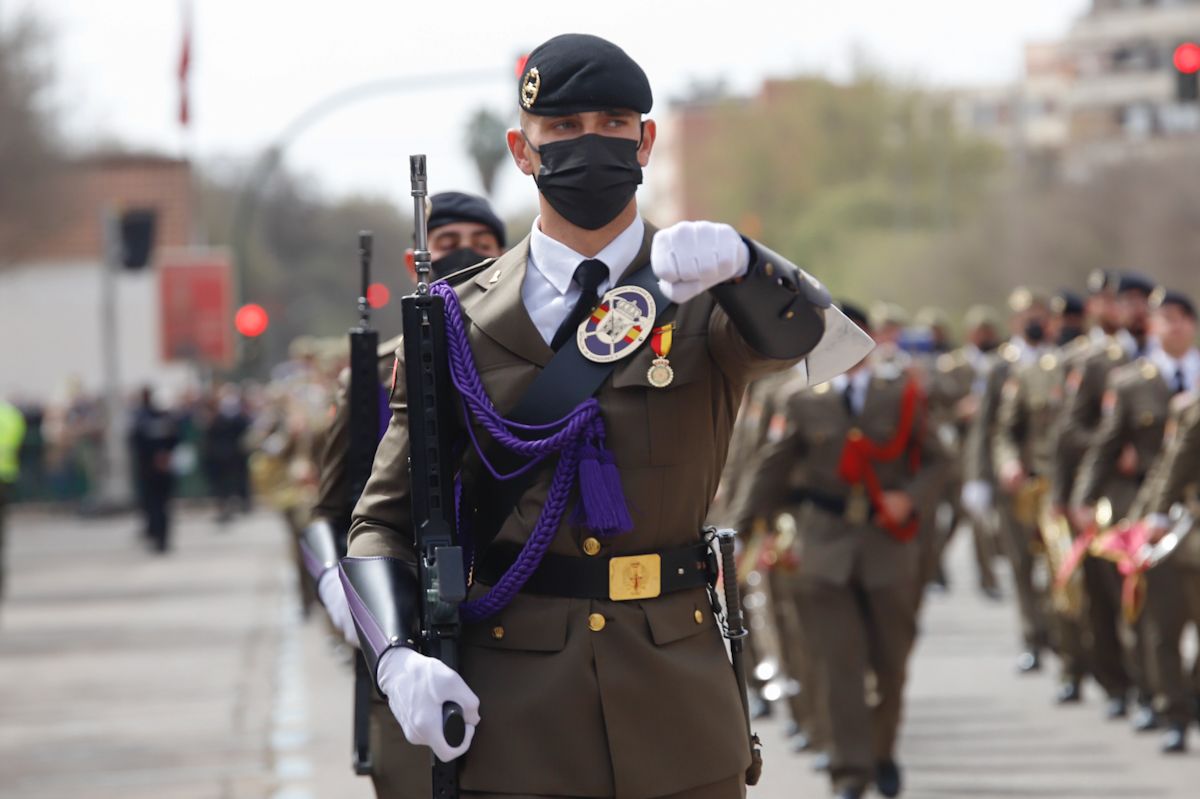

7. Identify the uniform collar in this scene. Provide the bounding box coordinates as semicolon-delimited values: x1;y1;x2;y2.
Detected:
1150;346;1200;390
528;215;645;296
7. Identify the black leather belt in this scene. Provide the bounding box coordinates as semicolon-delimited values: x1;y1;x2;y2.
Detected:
789;488;876;521
474;541;717;601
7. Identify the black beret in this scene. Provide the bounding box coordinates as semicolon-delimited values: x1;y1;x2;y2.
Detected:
1150;287;1196;318
1086;268;1118;294
838;299;870;331
427;192;506;248
1052;289;1085;316
1117;271;1155;296
518;34;652;116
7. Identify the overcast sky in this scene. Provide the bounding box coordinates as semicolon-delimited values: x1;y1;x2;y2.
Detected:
9;0;1089;216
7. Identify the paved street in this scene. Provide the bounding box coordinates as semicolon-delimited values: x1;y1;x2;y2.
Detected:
3;507;1200;798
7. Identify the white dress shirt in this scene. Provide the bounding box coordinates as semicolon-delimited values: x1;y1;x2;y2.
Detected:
830;368;872;416
521;216;646;345
1149;346;1200;393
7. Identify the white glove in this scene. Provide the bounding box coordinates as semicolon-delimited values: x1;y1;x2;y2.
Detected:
651;220;750;304
961;480;994;521
317;569;359;648
378;647;481;762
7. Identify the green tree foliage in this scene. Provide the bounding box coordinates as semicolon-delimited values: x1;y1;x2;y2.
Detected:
464;107;511;198
684;76;1003;307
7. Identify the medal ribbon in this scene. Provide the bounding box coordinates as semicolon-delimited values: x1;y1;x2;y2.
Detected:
651;323;674;359
836;376;924;542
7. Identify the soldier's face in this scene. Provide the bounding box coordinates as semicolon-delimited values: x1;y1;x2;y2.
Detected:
507;110;656;177
1152;305;1197;356
428;223;502;261
1088;292;1120;328
1119;291;1150;335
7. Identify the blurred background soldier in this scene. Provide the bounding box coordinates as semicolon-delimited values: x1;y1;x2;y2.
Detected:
1074;288;1198;741
965;287;1052;673
1135;340;1200;754
738;302;944;799
927;304;1002;598
1065;272;1156;723
129;387;181;554
306;190;505;799
0;397;26;606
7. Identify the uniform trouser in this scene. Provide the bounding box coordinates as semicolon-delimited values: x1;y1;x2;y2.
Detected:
1143;561;1200;728
996;499;1047;652
772;568;827;749
141;484;171;551
1082;556;1133;700
798;577;916;793
1051;606;1089;685
369;696;432;799
283;507;318;616
462;773;745;799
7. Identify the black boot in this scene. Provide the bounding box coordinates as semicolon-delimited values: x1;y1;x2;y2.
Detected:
1105;695;1128;720
1055;681;1082;704
1161;724;1187;754
1016;649;1041;674
875;759;903;797
1132;703;1160;732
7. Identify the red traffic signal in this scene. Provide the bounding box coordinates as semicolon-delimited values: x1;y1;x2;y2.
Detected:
235;303;269;338
1175;42;1200;75
366;282;390;309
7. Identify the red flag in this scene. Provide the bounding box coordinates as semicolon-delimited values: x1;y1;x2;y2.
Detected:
178;1;192;127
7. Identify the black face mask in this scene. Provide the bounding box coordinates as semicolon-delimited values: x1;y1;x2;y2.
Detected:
1024;320;1046;344
1057;326;1083;347
430;247;489;280
978;338;1000;354
528;132;643;230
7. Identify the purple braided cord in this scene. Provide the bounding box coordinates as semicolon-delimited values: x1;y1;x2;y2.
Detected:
429;282;607;621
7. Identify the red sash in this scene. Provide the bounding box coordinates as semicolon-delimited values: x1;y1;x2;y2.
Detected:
836;377;924;542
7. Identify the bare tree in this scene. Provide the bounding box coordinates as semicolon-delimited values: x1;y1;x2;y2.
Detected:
0;13;62;266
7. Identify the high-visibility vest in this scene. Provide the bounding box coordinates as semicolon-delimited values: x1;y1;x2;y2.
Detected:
0;401;26;483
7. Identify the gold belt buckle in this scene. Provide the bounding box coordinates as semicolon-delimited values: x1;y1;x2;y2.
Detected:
846;485;871;525
609;554;662;601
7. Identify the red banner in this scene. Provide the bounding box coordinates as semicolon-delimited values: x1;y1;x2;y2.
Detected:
159;249;233;366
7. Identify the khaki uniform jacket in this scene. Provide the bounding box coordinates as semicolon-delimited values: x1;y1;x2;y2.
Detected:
1056;336;1131;508
736;366;944;589
994;350;1067;480
1135;391;1200;517
349;224;795;798
963;343;1020;484
1073;359;1171;519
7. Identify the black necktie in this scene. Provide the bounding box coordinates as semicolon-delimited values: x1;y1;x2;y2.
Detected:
550;259;608;351
1174;367;1186;395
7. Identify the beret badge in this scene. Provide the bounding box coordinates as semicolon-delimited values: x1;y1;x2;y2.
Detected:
520;67;541;110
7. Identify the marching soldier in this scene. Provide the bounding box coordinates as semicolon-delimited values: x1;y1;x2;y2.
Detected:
306;192;506;799
736;302;943;799
1076;288;1199;749
1064;272;1156;723
342;33;869;799
926;305;1002;598
964;287;1052;673
993;290;1087;703
1136;316;1200;752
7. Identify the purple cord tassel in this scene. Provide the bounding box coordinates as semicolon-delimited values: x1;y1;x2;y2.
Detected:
577;432;633;537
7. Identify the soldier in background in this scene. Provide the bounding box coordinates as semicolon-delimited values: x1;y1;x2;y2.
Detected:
993;290;1089;704
307;191;506;799
964;287;1052;673
1064;272;1156;723
1074;288;1199;743
926;305;1002;598
0;398;27;606
1135;325;1200;752
738;302;944;799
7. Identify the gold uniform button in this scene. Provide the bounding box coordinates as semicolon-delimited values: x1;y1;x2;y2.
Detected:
694;609;704;625
491;626;505;640
582;537;602;556
588;613;607;632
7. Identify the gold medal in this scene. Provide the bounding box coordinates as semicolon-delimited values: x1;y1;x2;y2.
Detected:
647;323;675;388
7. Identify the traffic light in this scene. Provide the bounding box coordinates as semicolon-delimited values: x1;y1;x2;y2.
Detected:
1175;42;1200;103
235;303;269;338
119;208;157;269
